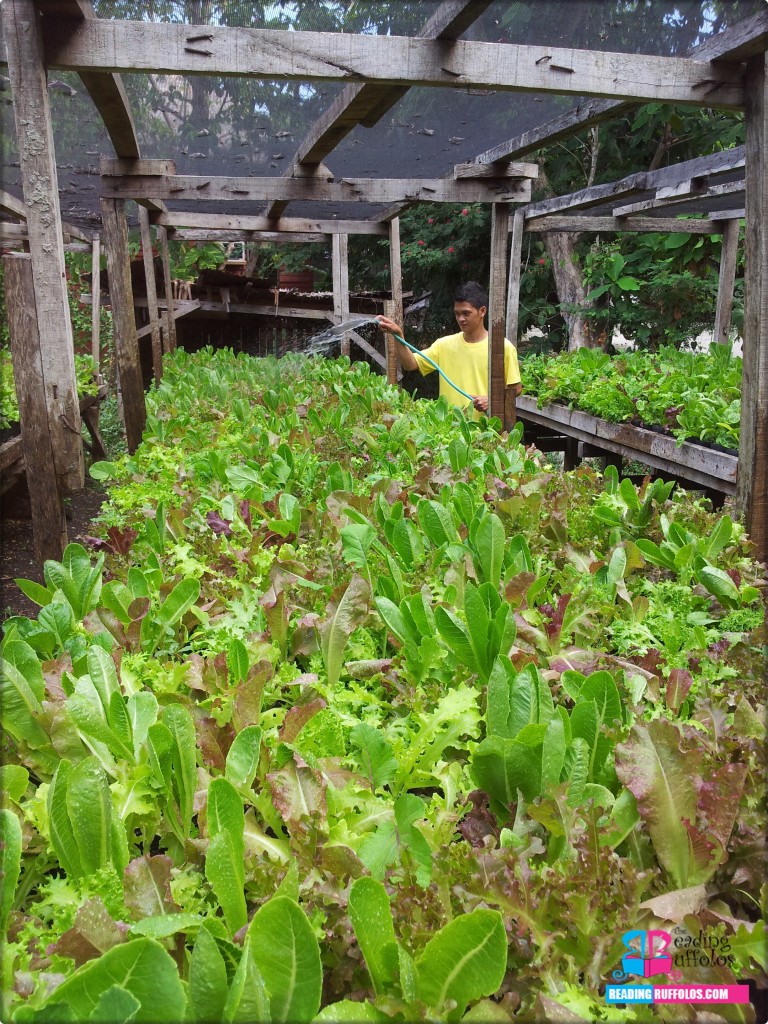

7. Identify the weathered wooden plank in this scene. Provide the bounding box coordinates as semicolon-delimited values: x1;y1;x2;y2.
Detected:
348;330;387;371
100;197;144;451
0;190;28;219
506;207;524;344
156;225;176;353
168;230;329;243
0;435;24;476
473;99;632;165
737;53;768;564
3;253;67;561
488;203;509;424
39;21;746;109
332;233;350;357
268;0;492;221
90;233;100;369
387;217;403;386
101;174;532;205
135;299;200;337
3;0;83;492
516;396;738;493
612;179;745;218
101;158;176;176
712;219;740;347
454;160;538;180
132;297;330;320
523;173;649;219
137;205;163;380
524;214;727;234
154;211;389;235
692;9;768;62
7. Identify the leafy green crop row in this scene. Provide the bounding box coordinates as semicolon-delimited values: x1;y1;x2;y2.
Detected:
0;350;99;431
522;343;742;449
1;349;765;1022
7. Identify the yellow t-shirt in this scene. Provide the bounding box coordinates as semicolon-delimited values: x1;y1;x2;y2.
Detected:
413;332;521;419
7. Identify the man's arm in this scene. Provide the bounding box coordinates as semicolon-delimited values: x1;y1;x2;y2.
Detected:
377;315;418;372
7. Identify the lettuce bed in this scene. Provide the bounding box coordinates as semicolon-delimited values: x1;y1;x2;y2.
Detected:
522;344;742;450
1;348;765;1022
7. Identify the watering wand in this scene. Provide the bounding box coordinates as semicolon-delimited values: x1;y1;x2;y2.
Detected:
387;330;475;404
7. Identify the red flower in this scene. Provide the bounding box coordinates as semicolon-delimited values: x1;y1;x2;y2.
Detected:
428;218;433;224
538;258;547;265
448;246;454;253
418;240;425;246
461;208;468;216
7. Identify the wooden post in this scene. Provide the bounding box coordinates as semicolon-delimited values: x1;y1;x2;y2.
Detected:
100;197;145;452
3;0;83;492
506;208;525;345
91;233;101;371
156;225;177;353
3;254;67;562
332;232;350;356
138;205;163;380
712;219;740;349
387;218;403;385
737;53;768;565
488;203;510;423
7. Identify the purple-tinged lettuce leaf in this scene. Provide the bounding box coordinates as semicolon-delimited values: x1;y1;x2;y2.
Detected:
48;897;128;967
279;697;326;744
319;575;371;688
268;752;327;828
123;856;179;920
206;510;233;537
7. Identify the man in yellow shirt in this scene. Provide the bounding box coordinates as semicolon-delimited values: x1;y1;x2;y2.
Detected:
377;282;522;432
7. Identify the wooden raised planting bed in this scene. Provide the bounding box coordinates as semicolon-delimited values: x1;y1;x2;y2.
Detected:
516;395;738;495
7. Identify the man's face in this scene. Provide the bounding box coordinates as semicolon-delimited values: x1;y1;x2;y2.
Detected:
454;301;486;334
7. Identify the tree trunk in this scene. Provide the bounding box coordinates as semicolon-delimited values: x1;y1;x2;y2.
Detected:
538;170;596;350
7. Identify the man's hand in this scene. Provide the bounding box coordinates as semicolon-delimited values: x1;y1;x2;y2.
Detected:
473;395;489;413
377;315;404;337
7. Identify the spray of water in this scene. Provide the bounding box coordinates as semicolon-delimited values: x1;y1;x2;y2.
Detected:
302;315;381;356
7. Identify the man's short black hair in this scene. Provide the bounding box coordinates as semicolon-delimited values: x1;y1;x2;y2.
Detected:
454;281;488;309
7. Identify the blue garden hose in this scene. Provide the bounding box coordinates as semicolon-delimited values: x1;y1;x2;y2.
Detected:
391;332;475;404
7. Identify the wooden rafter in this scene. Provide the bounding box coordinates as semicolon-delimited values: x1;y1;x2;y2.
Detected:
37;22;746;110
266;0;492;219
100;173;532;205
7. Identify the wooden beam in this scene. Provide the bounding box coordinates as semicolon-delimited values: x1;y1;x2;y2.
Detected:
348;330;387;372
168;230;329;243
133;297;331;320
101;173;532;205
39;22;746;110
712;219;740;347
100;197;144;451
3;253;67;561
265;1;492;218
37;0;141;160
737;52;768;564
524;215;729;234
612;179;744;218
454;160;538;180
138;205;163;380
156;225;176;353
154;211;388;235
0;190;27;219
692;9;768;63
90;233;100;370
524;172;649;219
3;0;83;492
472;99;633;165
506;207;525;345
488;203;510;423
387;218;403;386
332;233;350;357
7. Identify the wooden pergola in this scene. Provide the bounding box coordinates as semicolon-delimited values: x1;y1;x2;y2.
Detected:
1;0;766;564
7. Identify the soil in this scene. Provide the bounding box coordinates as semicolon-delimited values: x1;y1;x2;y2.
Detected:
0;480;106;622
